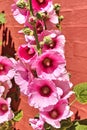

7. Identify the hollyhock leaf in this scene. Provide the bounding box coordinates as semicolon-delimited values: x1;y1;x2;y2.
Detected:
0;13;6;24
13;110;23;122
67;120;87;130
57;118;72;130
73;82;87;104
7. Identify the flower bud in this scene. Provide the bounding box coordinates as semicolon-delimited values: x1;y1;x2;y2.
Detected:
43;36;52;44
36;12;47;20
23;27;34;35
16;0;26;8
28;16;36;25
58;15;64;21
54;4;61;11
54;4;61;14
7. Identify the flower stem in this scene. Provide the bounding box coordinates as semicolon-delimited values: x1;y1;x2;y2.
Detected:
28;0;41;53
28;0;34;16
33;26;41;52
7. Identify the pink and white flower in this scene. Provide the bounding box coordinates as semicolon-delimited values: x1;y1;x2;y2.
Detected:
17;44;37;64
39;30;65;54
0;98;14;123
28;78;62;109
0;56;15;82
11;1;30;24
14;60;34;95
32;0;52;12
53;72;73;99
29;117;45;130
0;80;12;97
40;99;73;128
33;51;66;79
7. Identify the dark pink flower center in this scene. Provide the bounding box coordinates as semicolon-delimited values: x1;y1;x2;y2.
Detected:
40;85;51;96
36;0;45;4
42;57;52;67
26;48;35;56
36;22;43;34
47;39;56;49
0;64;4;71
19;46;35;60
49;109;59;119
0;104;8;112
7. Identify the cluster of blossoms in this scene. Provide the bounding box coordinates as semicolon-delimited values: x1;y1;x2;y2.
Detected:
0;56;15;123
1;0;74;129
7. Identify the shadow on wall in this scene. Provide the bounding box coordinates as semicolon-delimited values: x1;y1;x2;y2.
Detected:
0;15;21;130
1;24;16;58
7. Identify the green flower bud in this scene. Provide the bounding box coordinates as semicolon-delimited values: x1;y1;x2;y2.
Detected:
43;36;52;44
28;16;37;25
54;4;61;11
58;15;64;21
16;0;26;8
36;12;48;20
23;27;34;35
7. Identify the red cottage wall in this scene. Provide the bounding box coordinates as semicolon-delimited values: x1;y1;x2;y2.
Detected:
0;0;87;129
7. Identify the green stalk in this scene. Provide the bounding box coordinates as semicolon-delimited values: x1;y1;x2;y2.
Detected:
33;26;41;52
43;19;47;30
28;0;34;16
28;0;41;53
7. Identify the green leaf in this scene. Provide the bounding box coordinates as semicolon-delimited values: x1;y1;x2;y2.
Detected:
57;118;72;130
73;82;87;104
67;119;87;130
13;110;23;122
44;118;72;130
0;13;6;24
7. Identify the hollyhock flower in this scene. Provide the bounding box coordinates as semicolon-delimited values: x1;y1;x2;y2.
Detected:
44;4;59;27
25;18;44;34
19;20;45;42
33;51;66;79
17;44;37;64
0;80;12;97
29;117;45;130
0;86;4;97
11;1;30;24
14;60;34;95
0;98;14;123
39;30;65;54
32;0;52;12
0;56;15;82
53;72;73;99
40;99;73;128
28;78;63;109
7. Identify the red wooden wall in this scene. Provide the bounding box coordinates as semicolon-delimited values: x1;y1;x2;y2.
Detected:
0;0;87;129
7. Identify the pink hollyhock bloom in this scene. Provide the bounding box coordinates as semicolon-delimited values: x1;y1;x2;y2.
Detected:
0;98;14;123
0;56;15;82
22;20;45;42
29;117;45;130
0;80;12;97
44;4;58;26
11;2;30;24
32;0;52;12
53;72;73;99
40;99;73;128
39;30;65;54
14;60;34;95
0;86;4;97
33;51;66;79
17;44;37;64
25;19;44;34
28;78;63;109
